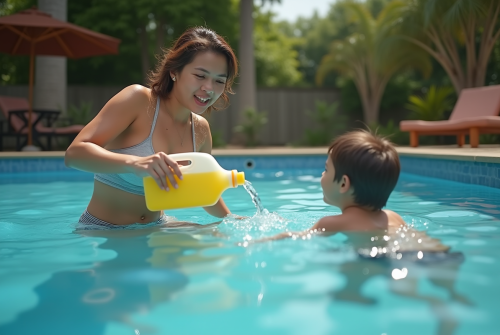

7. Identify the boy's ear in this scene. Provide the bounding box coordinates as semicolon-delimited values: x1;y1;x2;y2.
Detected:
339;175;351;194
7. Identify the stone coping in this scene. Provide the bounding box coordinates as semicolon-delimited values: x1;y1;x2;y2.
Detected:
0;147;329;158
0;145;499;163
395;145;500;163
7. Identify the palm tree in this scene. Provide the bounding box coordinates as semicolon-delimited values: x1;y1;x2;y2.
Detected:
35;0;67;115
316;1;431;123
398;0;500;93
238;0;257;114
238;0;280;118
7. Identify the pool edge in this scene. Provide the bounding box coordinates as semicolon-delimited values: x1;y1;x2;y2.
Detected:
1;146;499;163
1;147;499;189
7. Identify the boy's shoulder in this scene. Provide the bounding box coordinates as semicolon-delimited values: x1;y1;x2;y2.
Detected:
383;209;406;227
313;208;405;234
312;214;350;234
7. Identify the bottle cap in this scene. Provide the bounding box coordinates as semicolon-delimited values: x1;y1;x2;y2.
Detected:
236;171;245;185
231;170;245;187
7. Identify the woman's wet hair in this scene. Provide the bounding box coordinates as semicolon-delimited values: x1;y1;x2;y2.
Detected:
148;27;238;115
328;130;400;211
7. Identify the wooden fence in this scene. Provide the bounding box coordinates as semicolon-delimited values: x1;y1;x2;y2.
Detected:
0;85;360;147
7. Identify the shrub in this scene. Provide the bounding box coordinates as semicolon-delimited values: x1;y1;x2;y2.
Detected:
211;129;226;148
302;100;346;146
369;119;409;146
405;86;454;121
66;101;93;125
480;134;500;144
234;108;268;147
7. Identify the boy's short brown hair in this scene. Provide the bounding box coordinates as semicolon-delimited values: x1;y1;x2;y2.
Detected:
328;130;400;210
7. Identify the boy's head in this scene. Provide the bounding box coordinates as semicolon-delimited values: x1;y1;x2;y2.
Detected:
321;130;400;211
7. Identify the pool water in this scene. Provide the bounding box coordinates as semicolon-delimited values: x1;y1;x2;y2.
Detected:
0;169;499;335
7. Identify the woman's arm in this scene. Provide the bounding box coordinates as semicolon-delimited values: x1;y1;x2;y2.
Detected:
65;85;182;190
203;198;231;218
197;116;232;218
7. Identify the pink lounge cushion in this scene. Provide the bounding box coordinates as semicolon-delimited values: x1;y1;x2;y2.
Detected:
18;124;84;134
400;116;500;132
399;85;500;133
0;96;30;132
0;95;84;135
42;124;84;134
450;85;500;120
0;96;29;111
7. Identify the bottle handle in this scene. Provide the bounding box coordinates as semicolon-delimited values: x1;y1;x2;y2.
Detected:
168;152;212;172
168;153;192;173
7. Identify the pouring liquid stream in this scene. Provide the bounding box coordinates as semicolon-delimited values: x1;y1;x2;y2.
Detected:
243;180;267;215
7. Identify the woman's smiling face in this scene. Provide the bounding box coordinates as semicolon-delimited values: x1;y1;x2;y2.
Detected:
172;51;228;114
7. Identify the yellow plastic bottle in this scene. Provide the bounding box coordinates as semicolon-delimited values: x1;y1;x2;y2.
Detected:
143;152;245;211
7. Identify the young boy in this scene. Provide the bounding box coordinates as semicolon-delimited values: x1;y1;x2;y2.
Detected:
258;131;466;308
261;130;449;256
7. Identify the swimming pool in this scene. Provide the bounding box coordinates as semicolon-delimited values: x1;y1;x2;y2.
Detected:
0;157;499;335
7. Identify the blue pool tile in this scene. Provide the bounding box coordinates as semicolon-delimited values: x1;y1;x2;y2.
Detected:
495;177;500;188
399;156;499;189
215;155;327;171
0;158;70;174
2;155;500;189
487;177;494;188
492;166;498;177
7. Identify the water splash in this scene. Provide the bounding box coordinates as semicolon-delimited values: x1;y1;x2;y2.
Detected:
220;211;288;242
243;180;266;215
218;180;288;241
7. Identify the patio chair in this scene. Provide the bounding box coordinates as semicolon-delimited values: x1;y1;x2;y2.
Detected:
399;85;500;148
0;95;84;151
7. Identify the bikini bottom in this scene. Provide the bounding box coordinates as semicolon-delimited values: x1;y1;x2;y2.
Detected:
76;209;169;230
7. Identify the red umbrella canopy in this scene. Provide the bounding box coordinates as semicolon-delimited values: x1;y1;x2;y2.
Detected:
0;7;120;58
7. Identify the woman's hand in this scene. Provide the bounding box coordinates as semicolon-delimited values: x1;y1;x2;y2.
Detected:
131;152;183;191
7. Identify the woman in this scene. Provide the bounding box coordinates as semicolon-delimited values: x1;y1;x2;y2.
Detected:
65;27;238;229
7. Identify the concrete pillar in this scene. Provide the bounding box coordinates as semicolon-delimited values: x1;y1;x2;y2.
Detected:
34;0;67;113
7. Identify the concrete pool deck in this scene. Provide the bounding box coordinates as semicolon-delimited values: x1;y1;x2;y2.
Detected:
0;145;499;163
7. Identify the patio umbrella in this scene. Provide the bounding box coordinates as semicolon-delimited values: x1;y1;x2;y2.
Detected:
0;6;121;149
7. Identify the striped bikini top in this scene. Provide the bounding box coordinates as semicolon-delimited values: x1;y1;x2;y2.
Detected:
94;97;196;195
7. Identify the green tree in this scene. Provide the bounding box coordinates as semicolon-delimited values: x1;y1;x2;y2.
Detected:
0;0;36;85
254;9;302;87
398;0;500;92
68;0;238;85
0;0;238;86
316;1;432;123
302;101;346;146
234;108;268;147
276;0;394;88
276;2;354;87
237;0;280;126
486;39;500;86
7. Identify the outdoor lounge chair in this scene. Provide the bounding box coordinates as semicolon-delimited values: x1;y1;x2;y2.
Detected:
0;95;84;151
399;85;500;148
